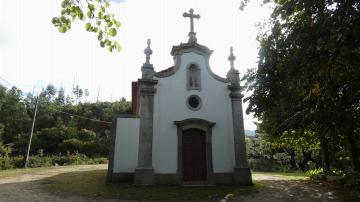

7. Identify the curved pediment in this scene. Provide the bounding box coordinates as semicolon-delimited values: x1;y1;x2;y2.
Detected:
155;42;229;83
174;118;216;128
170;42;213;57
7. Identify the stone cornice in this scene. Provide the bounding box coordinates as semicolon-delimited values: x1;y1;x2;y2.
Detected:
138;79;158;95
228;85;244;100
138;79;158;85
174;118;216;128
171;41;213;56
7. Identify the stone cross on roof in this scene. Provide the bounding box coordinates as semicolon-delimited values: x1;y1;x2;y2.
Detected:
183;8;200;43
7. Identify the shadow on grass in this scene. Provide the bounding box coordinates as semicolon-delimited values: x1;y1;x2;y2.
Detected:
40;169;259;201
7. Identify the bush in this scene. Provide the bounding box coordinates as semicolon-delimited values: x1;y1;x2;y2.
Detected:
77;129;96;141
0;143;14;170
27;155;53;168
340;172;360;190
306;168;326;180
0;152;108;170
248;158;277;171
0;155;14;170
59;139;107;157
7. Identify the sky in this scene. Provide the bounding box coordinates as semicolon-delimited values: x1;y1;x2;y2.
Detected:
0;0;272;131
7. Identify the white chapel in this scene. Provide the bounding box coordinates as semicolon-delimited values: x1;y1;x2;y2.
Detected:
108;9;252;186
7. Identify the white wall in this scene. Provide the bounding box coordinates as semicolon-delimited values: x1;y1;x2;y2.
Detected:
113;117;140;173
153;52;235;174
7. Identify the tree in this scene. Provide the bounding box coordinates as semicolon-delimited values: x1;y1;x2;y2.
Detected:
52;0;121;52
242;0;360;171
72;85;83;104
55;88;66;105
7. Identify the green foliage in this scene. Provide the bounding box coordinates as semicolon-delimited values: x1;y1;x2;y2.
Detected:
243;0;360;172
341;171;360;190
77;129;96;141
0;143;13;170
52;0;121;52
0;83;131;161
0;152;108;170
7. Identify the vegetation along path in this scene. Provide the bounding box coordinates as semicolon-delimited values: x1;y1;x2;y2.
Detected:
0;164;359;202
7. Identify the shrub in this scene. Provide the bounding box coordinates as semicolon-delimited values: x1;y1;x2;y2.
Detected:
27;155;53;168
77;129;96;141
340;171;360;190
0;143;14;170
0;152;107;170
248;158;277;171
59;139;106;157
306;168;327;180
0;155;14;170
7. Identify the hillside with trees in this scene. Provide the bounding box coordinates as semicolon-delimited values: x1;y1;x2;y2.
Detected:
0;84;131;169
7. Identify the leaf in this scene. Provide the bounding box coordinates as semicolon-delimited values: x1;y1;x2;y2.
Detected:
61;0;68;8
52;17;60;26
98;32;103;40
115;43;121;52
88;4;95;11
114;20;121;28
98;12;103;19
85;22;91;31
87;11;93;19
109;28;117;37
60;16;67;23
100;41;105;48
107;22;113;28
58;25;68;33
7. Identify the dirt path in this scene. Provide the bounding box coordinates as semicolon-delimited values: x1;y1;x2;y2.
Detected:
0;165;358;202
235;174;340;202
0;164;117;202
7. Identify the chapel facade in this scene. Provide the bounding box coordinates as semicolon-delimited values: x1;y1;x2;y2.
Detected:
108;9;252;186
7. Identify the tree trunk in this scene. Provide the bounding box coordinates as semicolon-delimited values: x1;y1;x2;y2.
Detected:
299;150;312;171
345;130;360;171
320;136;330;175
288;149;297;170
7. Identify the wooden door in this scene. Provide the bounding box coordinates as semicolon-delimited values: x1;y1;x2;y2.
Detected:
182;128;207;182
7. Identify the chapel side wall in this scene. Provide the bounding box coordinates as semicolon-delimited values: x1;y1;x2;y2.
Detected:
153;52;235;174
113;117;140;173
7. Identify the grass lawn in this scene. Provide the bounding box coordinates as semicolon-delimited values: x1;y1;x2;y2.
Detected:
0;166;57;178
252;171;309;180
42;170;260;201
0;164;105;179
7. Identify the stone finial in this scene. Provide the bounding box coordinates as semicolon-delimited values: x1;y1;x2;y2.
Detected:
183;8;200;43
144;39;153;64
142;39;155;79
228;47;236;69
226;46;240;86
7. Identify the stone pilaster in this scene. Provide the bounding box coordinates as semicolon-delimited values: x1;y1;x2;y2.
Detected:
228;85;253;186
134;79;158;185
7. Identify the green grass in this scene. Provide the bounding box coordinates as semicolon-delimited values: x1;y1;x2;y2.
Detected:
253;171;309;180
43;170;260;201
0;167;55;178
0;164;104;179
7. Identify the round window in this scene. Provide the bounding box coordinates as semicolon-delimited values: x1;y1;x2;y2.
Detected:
187;95;202;111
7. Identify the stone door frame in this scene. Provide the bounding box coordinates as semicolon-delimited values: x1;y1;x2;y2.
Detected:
174;118;215;185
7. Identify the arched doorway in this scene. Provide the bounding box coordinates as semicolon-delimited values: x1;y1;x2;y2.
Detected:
182;128;207;182
174;118;216;185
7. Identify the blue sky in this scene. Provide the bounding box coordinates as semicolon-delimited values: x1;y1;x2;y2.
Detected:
0;0;272;130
